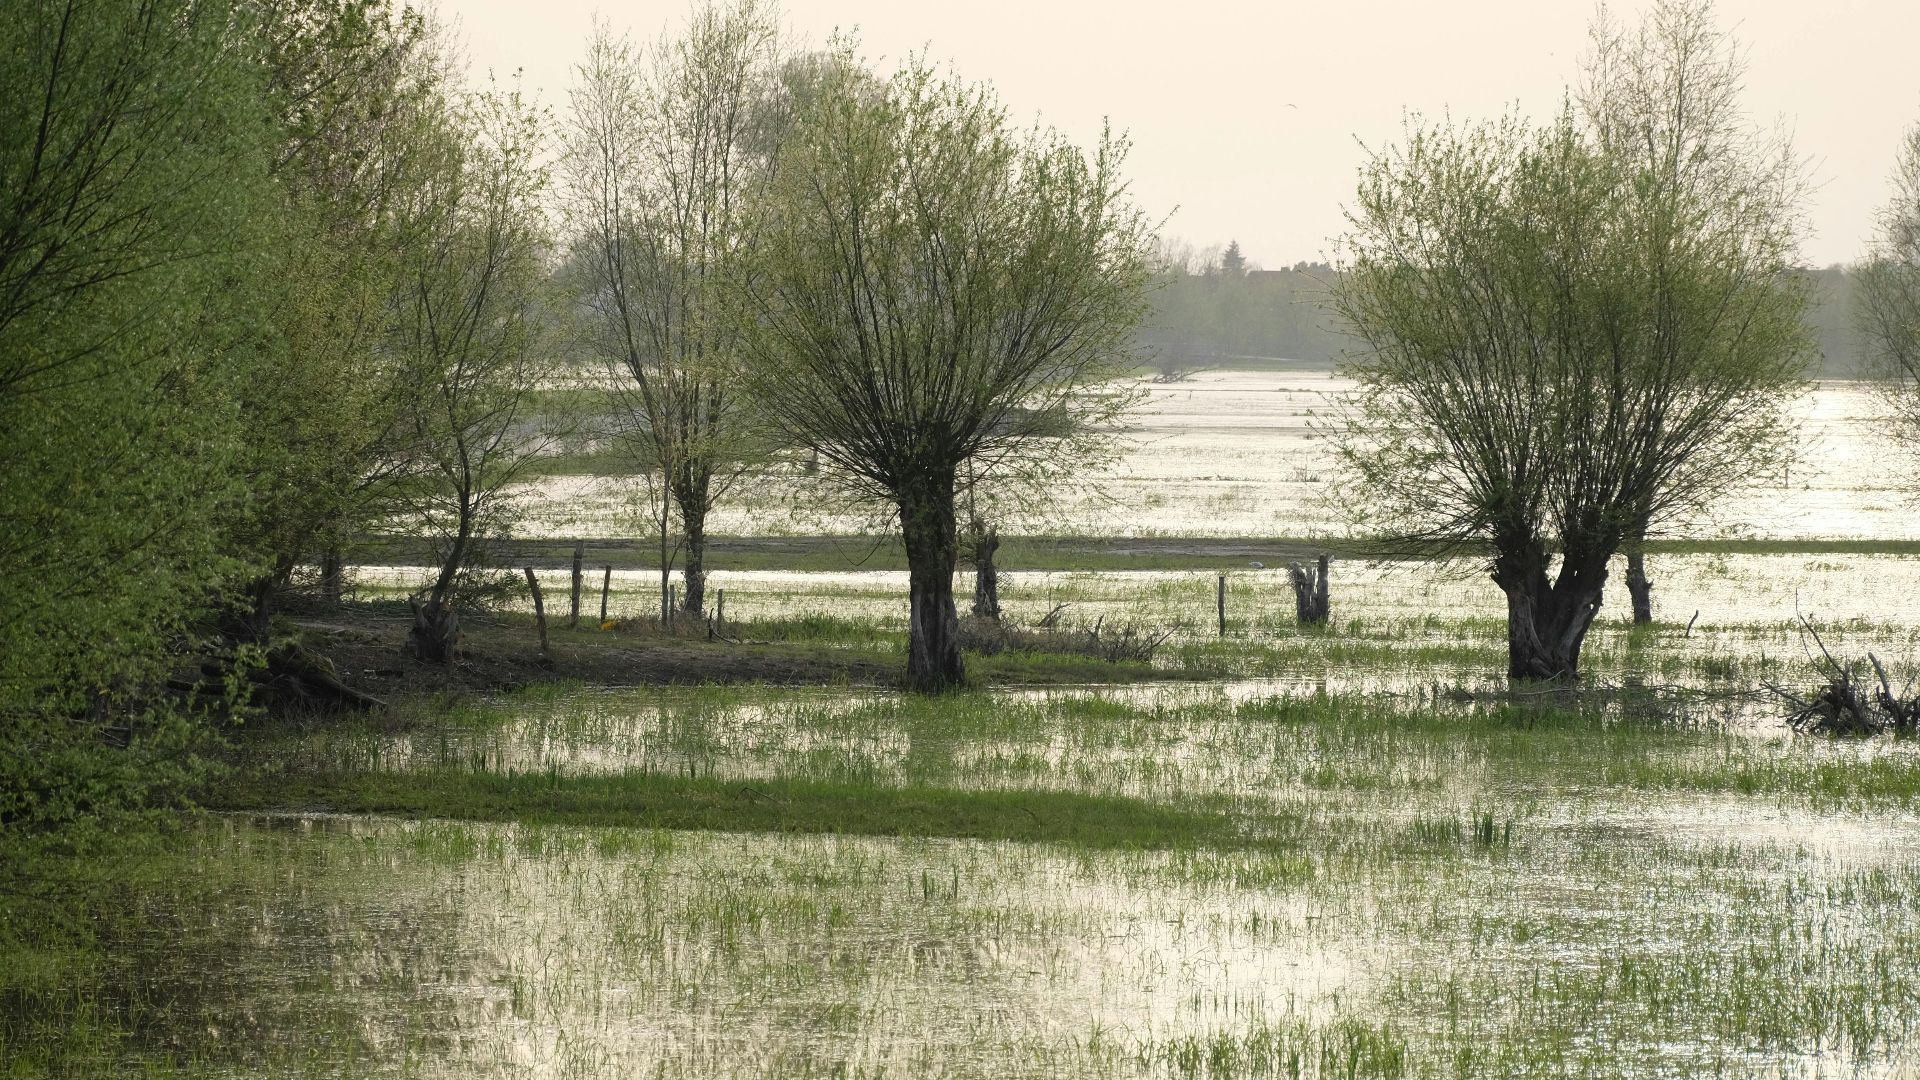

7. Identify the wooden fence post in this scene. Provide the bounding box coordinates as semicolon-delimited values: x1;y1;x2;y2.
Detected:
523;567;549;658
1217;574;1227;637
599;565;612;624
717;588;725;634
569;542;583;628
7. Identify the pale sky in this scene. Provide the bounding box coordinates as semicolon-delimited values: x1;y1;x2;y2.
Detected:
443;0;1920;269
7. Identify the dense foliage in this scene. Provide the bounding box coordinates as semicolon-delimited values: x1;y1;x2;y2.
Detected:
0;0;558;885
0;0;276;860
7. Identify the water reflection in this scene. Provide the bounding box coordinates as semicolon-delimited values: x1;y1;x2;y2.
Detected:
99;794;1920;1077
505;372;1911;543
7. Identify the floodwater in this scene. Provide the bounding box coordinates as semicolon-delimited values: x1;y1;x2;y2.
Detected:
510;370;1913;541
361;552;1920;630
94;676;1920;1076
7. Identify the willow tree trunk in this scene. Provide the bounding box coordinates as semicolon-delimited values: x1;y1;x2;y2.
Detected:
682;512;708;616
1289;554;1330;626
230;573;279;644
900;488;964;692
409;592;460;662
970;523;1000;620
1625;550;1653;625
410;520;471;662
318;548;345;607
1492;545;1607;680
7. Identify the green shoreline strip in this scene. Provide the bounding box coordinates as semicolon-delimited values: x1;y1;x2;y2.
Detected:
211;770;1286;855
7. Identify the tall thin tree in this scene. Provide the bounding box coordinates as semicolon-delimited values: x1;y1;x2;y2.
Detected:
390;83;556;661
564;2;779;620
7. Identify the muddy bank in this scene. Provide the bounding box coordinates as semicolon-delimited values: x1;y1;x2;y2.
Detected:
269;602;1194;710
277;605;900;703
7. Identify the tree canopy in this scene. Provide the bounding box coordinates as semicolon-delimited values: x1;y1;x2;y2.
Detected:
1857;120;1920;459
1332;0;1810;679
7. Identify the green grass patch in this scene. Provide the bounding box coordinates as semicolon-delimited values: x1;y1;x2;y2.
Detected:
209;769;1292;856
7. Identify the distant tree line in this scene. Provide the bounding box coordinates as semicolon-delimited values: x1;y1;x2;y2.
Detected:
1138;248;1871;379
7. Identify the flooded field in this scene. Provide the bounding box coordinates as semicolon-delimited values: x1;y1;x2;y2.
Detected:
57;679;1920;1077
510;370;1913;542
27;529;1920;1077
18;369;1918;1077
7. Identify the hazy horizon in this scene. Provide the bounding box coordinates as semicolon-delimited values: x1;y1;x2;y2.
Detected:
440;0;1920;270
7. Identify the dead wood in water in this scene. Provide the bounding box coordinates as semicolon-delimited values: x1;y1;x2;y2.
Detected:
958;614;1173;664
1768;617;1919;736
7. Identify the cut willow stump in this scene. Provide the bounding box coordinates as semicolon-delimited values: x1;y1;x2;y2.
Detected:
1625;550;1653;625
971;524;1001;620
1289;553;1331;626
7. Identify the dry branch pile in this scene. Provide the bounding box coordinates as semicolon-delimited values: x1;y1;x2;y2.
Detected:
1768;620;1919;736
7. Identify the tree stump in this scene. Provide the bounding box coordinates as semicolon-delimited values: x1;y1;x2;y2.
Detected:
408;593;460;661
1625;550;1653;625
970;524;1001;620
1289;553;1331;626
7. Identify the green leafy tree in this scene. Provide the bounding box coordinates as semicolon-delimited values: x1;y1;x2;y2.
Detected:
1857;120;1920;462
229;0;442;633
0;0;274;856
1580;0;1811;624
1332;64;1808;678
735;50;1151;690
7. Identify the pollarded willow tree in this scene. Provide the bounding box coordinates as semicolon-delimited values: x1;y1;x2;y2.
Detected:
735;52;1152;691
1332;79;1809;678
564;1;780;619
1857;120;1920;459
